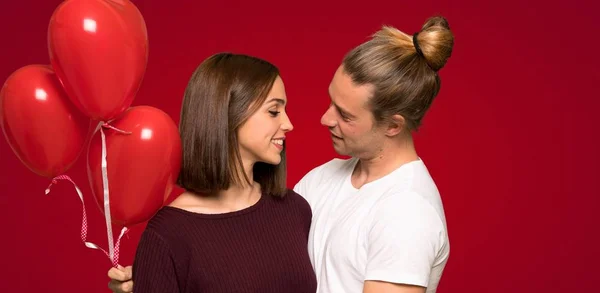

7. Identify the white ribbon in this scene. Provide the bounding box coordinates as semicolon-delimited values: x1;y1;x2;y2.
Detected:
100;126;116;263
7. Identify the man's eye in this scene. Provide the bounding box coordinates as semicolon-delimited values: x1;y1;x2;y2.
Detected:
338;111;348;120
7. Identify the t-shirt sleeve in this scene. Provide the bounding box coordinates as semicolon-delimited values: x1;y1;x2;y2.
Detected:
294;159;350;203
293;164;325;202
132;228;180;293
364;192;445;288
293;173;309;199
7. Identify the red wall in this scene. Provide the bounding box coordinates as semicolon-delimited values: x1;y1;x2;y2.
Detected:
1;0;598;292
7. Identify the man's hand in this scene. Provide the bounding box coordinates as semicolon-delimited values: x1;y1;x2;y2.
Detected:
363;280;426;293
108;265;134;293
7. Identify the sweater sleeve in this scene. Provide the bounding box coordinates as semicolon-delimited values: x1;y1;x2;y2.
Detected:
132;228;181;293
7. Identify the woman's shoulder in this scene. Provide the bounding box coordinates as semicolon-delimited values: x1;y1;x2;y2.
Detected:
284;188;308;202
143;206;187;234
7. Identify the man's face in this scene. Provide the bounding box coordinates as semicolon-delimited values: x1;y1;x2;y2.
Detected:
320;65;386;159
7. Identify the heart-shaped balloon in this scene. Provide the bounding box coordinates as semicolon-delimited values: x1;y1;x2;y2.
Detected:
48;0;149;121
0;64;91;178
87;106;182;227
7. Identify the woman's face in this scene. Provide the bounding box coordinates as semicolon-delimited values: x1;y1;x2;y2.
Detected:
237;76;294;166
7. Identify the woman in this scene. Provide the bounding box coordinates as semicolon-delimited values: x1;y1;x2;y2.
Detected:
108;53;317;293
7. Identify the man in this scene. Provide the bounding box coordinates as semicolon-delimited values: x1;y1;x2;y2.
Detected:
292;15;454;292
109;15;454;293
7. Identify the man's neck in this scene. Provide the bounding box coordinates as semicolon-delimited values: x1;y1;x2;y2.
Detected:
351;135;418;189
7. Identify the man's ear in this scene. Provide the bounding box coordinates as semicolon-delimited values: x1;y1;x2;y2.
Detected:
384;114;405;137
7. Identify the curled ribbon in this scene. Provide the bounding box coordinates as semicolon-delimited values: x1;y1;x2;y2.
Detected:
45;121;132;268
45;175;95;249
45;175;129;266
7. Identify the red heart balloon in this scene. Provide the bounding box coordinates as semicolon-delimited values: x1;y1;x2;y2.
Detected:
87;106;182;227
48;0;149;121
0;64;91;178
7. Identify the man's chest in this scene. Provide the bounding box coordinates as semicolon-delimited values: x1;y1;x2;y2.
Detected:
307;188;384;278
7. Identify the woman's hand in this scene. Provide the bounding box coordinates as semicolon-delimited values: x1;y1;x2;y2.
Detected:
107;265;134;293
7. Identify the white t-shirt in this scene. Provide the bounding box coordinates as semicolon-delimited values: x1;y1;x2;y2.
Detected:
294;157;449;293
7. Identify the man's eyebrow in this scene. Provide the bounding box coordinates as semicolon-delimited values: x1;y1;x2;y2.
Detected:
329;96;355;118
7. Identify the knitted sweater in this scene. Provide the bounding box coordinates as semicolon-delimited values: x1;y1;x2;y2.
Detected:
132;189;317;293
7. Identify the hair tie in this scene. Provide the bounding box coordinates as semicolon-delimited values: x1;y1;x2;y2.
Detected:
412;32;425;58
413;32;436;71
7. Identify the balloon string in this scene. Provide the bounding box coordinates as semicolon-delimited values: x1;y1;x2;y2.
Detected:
102;122;131;134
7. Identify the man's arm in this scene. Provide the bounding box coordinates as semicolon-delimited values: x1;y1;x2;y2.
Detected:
363;280;426;293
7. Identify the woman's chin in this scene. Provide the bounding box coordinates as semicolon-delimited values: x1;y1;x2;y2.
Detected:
259;155;282;166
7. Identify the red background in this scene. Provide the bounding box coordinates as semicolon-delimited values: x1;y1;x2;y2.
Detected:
1;0;598;292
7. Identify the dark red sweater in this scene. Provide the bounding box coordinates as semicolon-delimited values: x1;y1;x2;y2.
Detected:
132;189;317;293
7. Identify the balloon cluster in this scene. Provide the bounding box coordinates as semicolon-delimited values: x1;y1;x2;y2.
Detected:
0;0;182;267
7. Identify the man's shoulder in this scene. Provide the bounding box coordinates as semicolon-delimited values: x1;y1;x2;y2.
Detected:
299;157;356;183
293;157;356;202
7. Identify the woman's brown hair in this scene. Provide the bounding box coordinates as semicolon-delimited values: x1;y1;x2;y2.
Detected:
176;53;287;197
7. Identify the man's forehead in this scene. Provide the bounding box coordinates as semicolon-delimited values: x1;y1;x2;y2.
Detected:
331;75;372;106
